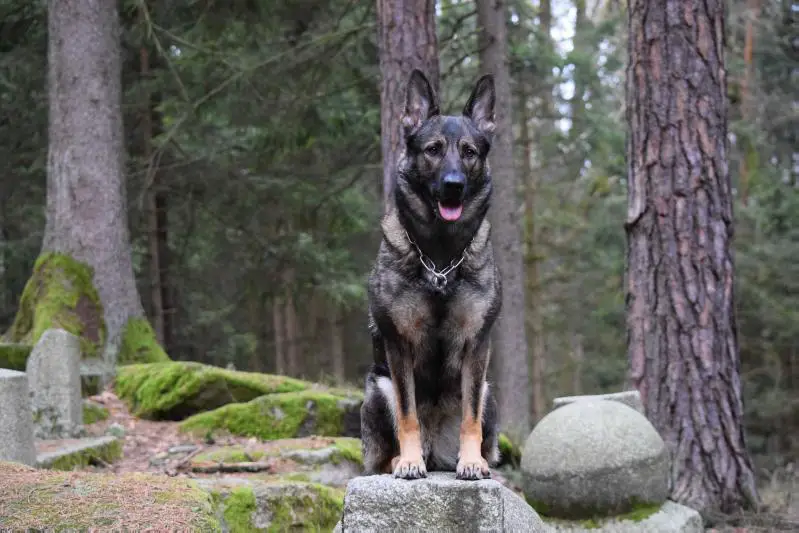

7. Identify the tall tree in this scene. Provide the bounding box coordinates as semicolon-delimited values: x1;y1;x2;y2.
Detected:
39;0;166;366
477;0;531;444
376;0;440;207
625;0;759;514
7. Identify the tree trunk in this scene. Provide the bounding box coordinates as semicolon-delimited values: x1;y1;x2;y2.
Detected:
377;0;439;208
272;296;286;375
570;332;583;395
285;291;299;378
330;306;345;385
625;0;759;514
738;0;760;207
519;78;546;423
140;33;165;347
477;0;532;445
43;0;156;366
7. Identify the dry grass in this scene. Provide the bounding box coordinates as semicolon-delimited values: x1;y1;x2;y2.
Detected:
706;462;798;532
0;461;216;531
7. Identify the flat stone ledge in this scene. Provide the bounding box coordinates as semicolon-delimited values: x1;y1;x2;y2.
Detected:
539;500;703;533
337;472;546;532
36;435;121;470
552;390;644;414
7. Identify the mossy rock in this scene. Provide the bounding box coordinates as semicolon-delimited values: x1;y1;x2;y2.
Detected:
0;461;220;531
2;253;106;359
0;342;32;370
82;401;109;425
498;432;522;468
192;437;362;467
204;479;343;532
179;390;363;441
115;361;312;420
528;497;663;529
36;437;123;471
189;437;363;488
118;316;170;365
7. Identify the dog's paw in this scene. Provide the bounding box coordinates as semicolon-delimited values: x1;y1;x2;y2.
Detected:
392;456;427;479
456;456;490;480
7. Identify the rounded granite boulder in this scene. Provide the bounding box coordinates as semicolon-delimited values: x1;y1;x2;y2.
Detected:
521;399;669;519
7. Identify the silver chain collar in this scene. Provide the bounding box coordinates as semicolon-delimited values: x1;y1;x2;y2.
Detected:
405;230;470;290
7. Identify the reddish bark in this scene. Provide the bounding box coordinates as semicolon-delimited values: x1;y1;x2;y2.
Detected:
625;0;759;515
376;0;440;208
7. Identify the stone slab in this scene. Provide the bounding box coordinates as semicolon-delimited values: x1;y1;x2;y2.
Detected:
0;368;36;466
35;435;120;469
553;390;644;414
27;329;83;439
337;472;546;532
540;500;703;533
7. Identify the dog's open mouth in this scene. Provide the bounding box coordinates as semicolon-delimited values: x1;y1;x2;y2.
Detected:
437;201;463;222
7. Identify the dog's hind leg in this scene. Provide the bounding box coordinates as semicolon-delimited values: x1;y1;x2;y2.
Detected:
360;368;399;475
481;382;500;466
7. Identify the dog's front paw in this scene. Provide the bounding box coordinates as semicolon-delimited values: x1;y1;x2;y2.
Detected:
456;456;490;480
392;455;427;479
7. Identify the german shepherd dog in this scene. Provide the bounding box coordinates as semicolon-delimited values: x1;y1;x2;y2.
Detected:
360;70;501;480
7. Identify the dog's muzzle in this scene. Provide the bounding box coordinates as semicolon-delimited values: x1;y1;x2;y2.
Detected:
437;172;466;222
440;172;466;202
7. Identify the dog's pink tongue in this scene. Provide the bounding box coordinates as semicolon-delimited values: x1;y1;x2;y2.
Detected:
438;202;463;221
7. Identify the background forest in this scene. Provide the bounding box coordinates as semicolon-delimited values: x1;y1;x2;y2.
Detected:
0;0;796;469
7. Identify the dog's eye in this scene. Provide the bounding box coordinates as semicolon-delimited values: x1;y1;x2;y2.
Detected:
463;147;477;159
425;144;441;156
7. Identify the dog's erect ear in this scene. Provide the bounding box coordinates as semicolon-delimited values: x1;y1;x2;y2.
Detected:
402;69;439;136
463;74;496;136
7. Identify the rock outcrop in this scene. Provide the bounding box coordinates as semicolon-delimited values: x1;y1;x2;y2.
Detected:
336;473;546;532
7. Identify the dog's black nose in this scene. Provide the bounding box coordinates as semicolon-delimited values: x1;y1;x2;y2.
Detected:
441;172;466;194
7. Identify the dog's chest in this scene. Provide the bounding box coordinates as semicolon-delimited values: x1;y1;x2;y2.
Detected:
388;281;490;349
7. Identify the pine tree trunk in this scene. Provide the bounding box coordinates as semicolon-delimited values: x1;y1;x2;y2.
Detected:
284;271;299;378
43;0;148;365
272;296;286;375
477;0;531;445
625;0;759;514
330;306;345;385
738;0;760;207
140;36;165;347
377;0;439;208
519;79;546;423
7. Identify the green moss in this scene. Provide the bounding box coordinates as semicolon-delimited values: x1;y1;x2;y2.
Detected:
332;437;363;466
114;361;310;420
498;433;521;468
222;487;258;532
3;253;106;359
615;502;661;522
40;439;123;471
118;317;170;365
528;496;662;527
82;401;109;425
215;482;343;533
266;483;343;533
0;343;32;370
193;445;265;464
179;390;362;441
526;497;551;517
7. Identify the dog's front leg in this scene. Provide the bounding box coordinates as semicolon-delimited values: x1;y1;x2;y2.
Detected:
457;340;491;480
386;342;427;479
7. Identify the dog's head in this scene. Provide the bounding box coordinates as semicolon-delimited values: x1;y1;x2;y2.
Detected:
400;70;495;223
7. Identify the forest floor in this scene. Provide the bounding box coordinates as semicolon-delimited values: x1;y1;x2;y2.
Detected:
76;389;798;532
